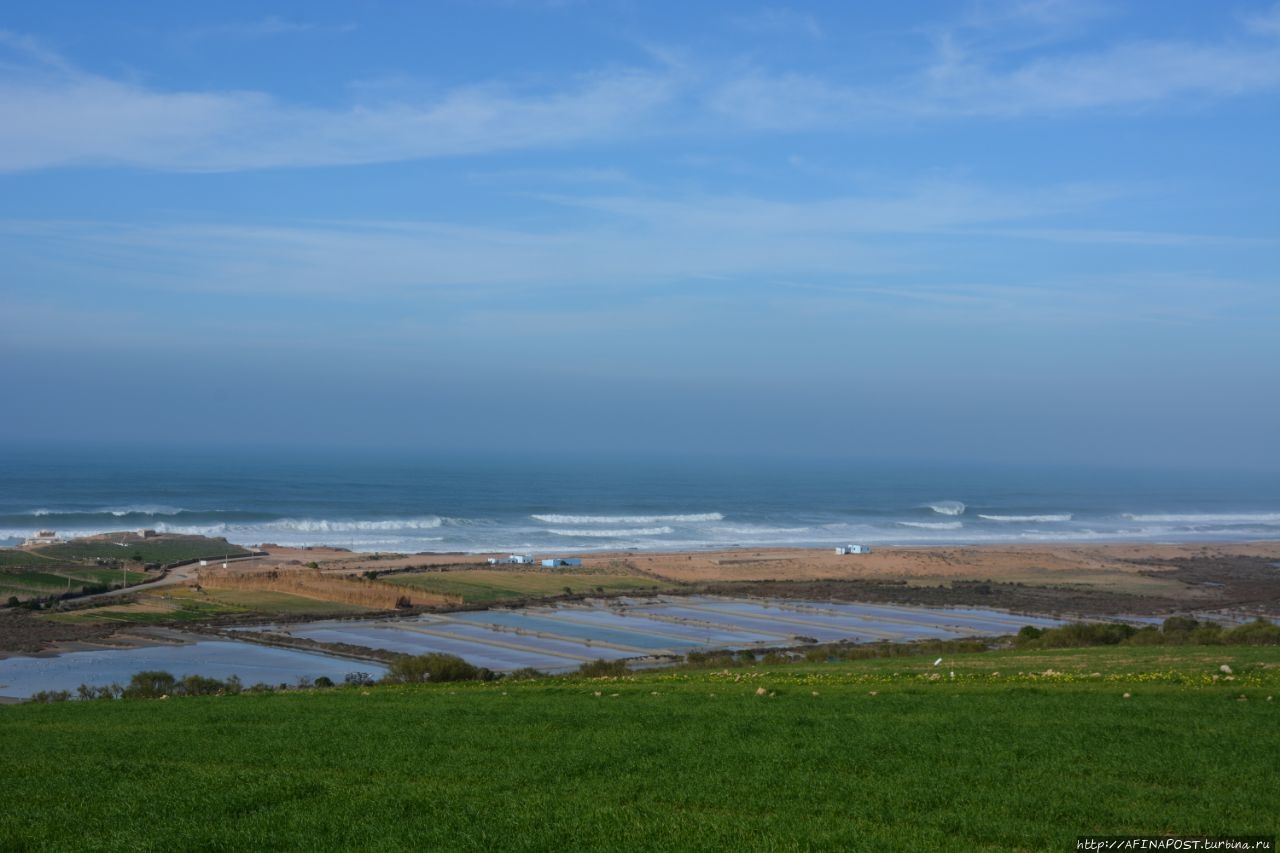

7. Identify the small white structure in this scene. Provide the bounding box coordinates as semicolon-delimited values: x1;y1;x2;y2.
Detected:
541;558;582;568
23;530;62;546
836;544;871;555
507;554;534;565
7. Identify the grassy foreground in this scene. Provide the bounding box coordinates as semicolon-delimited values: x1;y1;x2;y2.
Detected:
2;646;1277;851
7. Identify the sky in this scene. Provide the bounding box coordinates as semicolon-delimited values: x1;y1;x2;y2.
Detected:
1;1;1277;468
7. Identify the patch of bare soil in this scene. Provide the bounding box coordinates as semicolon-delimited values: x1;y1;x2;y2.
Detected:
702;552;1280;619
0;611;125;655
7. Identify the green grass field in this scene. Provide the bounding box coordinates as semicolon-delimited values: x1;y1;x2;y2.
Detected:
0;568;149;600
384;569;670;603
2;645;1276;851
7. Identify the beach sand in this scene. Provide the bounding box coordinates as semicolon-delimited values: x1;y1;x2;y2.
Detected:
252;540;1280;585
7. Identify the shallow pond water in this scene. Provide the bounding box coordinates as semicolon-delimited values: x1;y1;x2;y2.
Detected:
0;640;385;701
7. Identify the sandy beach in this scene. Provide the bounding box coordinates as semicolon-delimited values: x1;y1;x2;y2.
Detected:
255;539;1280;585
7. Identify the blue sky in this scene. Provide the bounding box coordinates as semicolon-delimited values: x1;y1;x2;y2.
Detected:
1;1;1277;467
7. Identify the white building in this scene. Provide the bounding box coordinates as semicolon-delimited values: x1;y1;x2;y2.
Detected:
23;530;62;546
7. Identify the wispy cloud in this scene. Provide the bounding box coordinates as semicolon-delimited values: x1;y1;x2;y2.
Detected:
0;178;1216;306
1245;2;1280;36
0;34;676;172
712;8;1280;127
730;6;824;40
186;16;356;40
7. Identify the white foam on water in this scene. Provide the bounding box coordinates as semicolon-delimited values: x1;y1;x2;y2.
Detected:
978;514;1073;522
532;513;723;524
547;526;675;537
926;501;966;516
710;526;812;535
898;521;964;530
1122;512;1280;525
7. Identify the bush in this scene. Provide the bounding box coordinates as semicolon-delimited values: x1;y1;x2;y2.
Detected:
313;676;335;688
577;658;629;678
1015;626;1043;645
344;672;376;687
506;667;547;681
1030;622;1137;648
1162;616;1201;636
684;650;735;667
76;683;121;701
179;675;227;696
383;653;483;684
1222;618;1280;645
123;671;177;699
28;690;72;703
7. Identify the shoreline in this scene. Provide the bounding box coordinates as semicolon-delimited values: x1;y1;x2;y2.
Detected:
4;540;1277;663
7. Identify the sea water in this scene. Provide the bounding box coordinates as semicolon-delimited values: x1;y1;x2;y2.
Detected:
1;444;1277;554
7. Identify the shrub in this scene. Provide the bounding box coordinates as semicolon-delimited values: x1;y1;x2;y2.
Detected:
1222;618;1280;645
1162;616;1201;636
28;690;72;703
1188;624;1223;645
179;675;227;696
123;671;177;699
1015;626;1043;646
383;653;483;684
313;676;335;688
684;650;734;667
506;667;547;681
76;683;121;701
344;672;376;687
1034;622;1136;648
1125;626;1164;646
6;595;18;608
577;658;629;678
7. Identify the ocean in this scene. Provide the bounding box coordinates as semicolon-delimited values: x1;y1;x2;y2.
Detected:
1;445;1277;554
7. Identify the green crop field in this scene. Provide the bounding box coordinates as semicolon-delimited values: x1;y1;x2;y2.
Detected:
0;550;60;569
0;568;150;603
2;645;1277;851
384;569;670;603
34;538;252;565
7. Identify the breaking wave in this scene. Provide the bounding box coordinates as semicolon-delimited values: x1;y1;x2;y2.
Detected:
258;517;444;533
898;521;964;530
25;505;191;518
927;501;966;516
979;514;1073;523
158;516;446;535
1121;512;1280;525
711;526;811;535
548;526;674;538
532;513;723;524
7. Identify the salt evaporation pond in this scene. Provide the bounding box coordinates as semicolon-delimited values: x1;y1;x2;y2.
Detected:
260;596;1066;674
0;597;1069;699
0;640;386;701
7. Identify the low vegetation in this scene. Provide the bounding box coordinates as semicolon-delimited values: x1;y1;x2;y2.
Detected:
382;569;669;603
33;537;251;565
198;568;459;609
3;643;1277;850
1016;616;1280;648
